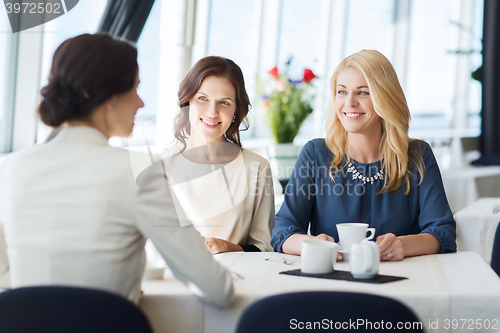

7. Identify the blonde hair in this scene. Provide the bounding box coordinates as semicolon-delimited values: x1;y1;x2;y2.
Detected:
325;50;424;194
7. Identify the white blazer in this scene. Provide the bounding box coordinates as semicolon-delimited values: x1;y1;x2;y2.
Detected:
0;126;234;307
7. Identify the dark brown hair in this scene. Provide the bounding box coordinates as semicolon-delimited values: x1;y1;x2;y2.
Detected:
38;33;138;127
173;56;250;152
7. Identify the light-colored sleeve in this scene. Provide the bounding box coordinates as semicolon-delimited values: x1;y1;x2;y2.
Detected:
0;161;11;289
0;226;10;289
135;160;235;308
247;160;275;252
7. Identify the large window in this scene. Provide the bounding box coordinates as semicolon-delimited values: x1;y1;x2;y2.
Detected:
1;0;485;154
0;10;16;152
344;0;395;59
199;0;484;146
406;0;459;125
124;0;161;148
403;0;483;165
278;0;322;70
277;0;323;142
207;0;256;80
204;0;258;139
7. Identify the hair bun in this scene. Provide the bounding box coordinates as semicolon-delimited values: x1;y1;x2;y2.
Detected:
42;76;89;110
39;76;90;127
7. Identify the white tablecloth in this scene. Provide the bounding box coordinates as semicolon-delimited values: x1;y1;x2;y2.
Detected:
140;251;500;333
454;197;500;263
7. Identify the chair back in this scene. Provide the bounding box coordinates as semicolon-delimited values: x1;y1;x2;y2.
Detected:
491;223;500;277
236;291;424;333
0;286;153;333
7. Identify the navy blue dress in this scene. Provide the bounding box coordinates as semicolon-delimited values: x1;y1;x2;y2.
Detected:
271;138;457;253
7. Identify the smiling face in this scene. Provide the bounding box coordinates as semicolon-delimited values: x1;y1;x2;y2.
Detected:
188;76;236;145
335;67;382;139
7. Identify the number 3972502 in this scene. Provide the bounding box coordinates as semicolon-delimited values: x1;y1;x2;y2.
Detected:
444;319;499;330
5;2;62;14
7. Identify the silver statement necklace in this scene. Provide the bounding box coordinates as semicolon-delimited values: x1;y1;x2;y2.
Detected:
346;162;384;185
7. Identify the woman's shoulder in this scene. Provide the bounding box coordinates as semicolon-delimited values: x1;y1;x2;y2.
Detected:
300;138;332;158
409;139;431;151
241;148;270;166
409;139;436;168
306;138;327;148
0;146;36;178
409;139;433;156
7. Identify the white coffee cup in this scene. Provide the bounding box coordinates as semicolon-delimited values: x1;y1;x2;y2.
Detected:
336;223;376;256
301;240;340;274
350;240;380;279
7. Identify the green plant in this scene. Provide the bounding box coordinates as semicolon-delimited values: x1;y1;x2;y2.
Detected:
260;61;317;144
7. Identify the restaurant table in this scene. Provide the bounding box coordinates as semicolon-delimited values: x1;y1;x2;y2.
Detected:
441;166;500;213
139;251;500;333
454;197;500;264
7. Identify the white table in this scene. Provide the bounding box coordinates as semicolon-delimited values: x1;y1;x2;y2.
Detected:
454;197;500;263
139;251;500;333
441;166;500;213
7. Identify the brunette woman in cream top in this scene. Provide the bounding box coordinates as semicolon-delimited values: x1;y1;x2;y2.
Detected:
0;34;234;307
163;56;275;253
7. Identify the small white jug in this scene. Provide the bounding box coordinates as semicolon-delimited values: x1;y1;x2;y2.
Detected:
301;240;340;274
350;240;380;279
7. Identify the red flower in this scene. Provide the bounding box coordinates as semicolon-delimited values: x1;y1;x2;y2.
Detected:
302;69;317;83
267;66;279;78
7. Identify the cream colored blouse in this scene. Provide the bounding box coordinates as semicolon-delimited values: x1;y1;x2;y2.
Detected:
164;148;275;252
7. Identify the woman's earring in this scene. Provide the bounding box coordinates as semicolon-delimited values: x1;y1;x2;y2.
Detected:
232;115;235;123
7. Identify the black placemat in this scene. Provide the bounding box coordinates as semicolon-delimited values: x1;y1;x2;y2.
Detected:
280;269;407;284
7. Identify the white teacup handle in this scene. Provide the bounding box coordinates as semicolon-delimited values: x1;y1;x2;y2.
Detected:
365;228;375;240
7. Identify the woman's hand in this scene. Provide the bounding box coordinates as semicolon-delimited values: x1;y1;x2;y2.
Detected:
376;233;404;261
313;234;343;260
314;233;336;242
282;233;337;255
204;237;243;254
282;233;341;259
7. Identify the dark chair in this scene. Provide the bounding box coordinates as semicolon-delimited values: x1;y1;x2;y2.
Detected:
491;223;500;277
0;286;153;333
236;291;424;333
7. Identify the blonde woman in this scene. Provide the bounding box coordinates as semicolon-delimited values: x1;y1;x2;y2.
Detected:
271;50;456;260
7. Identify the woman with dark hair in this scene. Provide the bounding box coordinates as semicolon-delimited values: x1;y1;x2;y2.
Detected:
174;56;250;153
163;56;275;253
0;34;234;307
